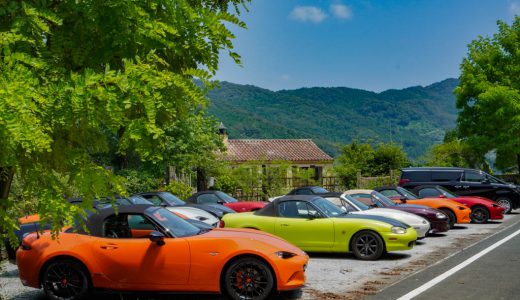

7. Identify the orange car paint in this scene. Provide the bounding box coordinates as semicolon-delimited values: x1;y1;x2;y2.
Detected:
393;198;471;224
17;228;307;293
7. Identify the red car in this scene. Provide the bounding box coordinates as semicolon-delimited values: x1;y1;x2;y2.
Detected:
383;185;504;224
188;191;267;212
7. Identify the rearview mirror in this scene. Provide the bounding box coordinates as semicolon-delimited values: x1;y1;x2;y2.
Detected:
149;231;166;246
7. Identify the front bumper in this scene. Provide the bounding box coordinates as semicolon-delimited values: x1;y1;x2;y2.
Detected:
383;228;417;252
430;220;450;233
276;253;309;291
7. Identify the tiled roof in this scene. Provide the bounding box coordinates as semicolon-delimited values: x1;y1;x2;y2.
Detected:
224;139;333;163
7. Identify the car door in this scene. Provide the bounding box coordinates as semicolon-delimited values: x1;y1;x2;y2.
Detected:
460;170;493;197
274;200;334;248
91;213;190;285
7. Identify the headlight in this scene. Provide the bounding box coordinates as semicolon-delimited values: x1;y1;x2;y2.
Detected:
436;212;447;219
275;251;297;259
391;226;406;234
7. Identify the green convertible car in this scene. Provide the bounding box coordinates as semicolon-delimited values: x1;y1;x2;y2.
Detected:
222;195;417;260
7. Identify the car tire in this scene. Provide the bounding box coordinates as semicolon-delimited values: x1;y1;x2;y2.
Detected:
470;206;489;224
350;230;385;261
223;257;275;300
496;197;513;214
440;208;456;229
42;259;90;300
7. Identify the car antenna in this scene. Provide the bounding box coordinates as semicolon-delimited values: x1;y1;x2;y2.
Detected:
34;222;40;239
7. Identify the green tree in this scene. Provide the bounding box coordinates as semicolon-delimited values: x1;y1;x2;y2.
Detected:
455;17;520;171
371;143;409;176
334;141;409;187
333;141;375;188
0;0;249;237
425;130;483;168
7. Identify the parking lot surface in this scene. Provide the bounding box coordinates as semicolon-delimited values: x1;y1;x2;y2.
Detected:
1;213;519;300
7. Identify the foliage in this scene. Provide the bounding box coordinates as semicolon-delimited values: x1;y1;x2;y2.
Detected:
207;79;459;159
214;160;317;200
162;181;193;201
0;0;249;237
118;169;162;195
334;141;409;188
455;17;520;172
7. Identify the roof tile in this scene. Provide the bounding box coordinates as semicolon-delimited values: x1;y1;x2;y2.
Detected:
224;139;333;162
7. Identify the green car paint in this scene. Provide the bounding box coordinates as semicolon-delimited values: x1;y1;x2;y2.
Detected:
222;212;417;254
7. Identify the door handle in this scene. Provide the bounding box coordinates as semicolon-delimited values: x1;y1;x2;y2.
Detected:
463;186;469;189
100;245;118;250
280;224;289;227
454;185;461;188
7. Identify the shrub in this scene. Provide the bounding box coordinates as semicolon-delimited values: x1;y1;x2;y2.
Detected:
162;181;193;200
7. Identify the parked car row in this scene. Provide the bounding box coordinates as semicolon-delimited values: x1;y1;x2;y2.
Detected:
11;166;517;300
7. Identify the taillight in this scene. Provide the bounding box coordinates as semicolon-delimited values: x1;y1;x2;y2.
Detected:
219;220;225;228
398;178;410;186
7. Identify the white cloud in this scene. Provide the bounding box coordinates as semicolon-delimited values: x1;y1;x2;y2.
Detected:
510;1;520;15
281;74;291;81
290;6;327;23
330;3;353;20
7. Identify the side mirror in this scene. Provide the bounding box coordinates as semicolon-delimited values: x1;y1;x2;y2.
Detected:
217;200;225;205
149;231;166;246
400;196;407;203
482;178;490;184
438;194;446;198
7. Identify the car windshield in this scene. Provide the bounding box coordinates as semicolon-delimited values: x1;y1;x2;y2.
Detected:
216;191;238;203
312;187;330;194
436;186;458;198
312;197;346;217
146;207;202;237
371;191;397;207
161;192;186;205
128;195;154;205
342;195;371;211
396;187;419;199
487;174;507;184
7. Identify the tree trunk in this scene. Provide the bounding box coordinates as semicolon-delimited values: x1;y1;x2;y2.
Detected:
0;167;14;261
196;168;206;192
517;154;520;175
0;167;14;201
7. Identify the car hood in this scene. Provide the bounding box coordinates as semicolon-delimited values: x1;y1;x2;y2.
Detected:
452;196;496;206
337;214;410;228
354;208;428;225
187;203;236;215
198;228;307;255
167;207;219;224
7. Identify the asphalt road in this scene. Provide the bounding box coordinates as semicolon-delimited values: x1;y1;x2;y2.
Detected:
368;214;520;300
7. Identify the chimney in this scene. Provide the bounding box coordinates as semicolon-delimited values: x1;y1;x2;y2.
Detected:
218;122;228;146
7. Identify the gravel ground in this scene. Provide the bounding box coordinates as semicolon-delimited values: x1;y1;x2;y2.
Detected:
1;213;518;300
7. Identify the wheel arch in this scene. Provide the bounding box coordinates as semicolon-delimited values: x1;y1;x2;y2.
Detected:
219;253;278;294
38;254;92;288
347;229;387;253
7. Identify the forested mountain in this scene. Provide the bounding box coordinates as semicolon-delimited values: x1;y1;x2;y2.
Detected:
207;78;459;159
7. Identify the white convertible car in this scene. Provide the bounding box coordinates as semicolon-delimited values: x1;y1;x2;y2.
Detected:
325;192;431;239
128;195;219;227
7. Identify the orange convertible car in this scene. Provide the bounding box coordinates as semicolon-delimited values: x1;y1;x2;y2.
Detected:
17;205;308;300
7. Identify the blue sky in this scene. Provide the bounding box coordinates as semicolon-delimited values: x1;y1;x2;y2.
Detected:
216;0;519;92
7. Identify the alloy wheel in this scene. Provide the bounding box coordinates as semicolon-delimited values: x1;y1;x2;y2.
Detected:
225;258;274;300
43;260;89;300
